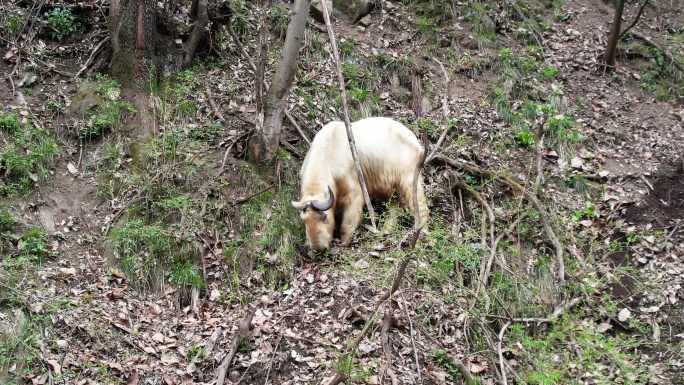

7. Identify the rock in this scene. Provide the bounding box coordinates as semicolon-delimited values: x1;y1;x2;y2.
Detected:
358;14;371;27
335;0;375;23
0;308;28;347
356;25;366;32
66;81;103;116
309;0;332;23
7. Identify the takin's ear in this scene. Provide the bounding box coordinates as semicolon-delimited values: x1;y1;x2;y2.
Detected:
291;201;305;211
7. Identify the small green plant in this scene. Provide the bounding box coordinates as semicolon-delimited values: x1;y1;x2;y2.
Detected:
268;5;289;39
80;75;135;140
513;127;535;147
44;8;80;41
340;37;356;58
2;13;24;40
110;219;202;292
187;343;207;361
0;207;18;234
432;350;471;382
572;201;595;221
0;122;58;196
18;228;50;261
0;111;21;133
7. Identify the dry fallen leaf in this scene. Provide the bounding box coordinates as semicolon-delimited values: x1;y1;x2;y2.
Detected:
46;359;61;375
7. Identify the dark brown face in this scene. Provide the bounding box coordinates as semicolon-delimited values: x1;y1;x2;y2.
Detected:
301;209;335;251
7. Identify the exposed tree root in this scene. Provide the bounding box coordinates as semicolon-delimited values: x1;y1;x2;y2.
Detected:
450;177;496;299
380;307;398;385
432;154;567;284
628;30;684;73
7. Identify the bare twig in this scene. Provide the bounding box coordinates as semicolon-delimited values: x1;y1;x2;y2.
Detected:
380;308;398;385
220;128;254;171
426;59;452;164
533;116;547;190
487;213;527;278
73;36;109;79
7;53;21;98
319;0;376;230
639;174;654;192
325;372;349;385
433;154;566;283
206;84;225;121
497;321;512;385
450;177;496;298
263;335;281;385
411;70;423;118
660;224;680;251
618;0;650;40
230;184;275;205
285;110;311;145
216;305;257;385
485;297;582;323
227;16;310;145
255;0;268;113
283;333;341;349
400;293;422;384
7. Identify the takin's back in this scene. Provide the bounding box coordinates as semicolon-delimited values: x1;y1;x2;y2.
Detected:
302;117;424;187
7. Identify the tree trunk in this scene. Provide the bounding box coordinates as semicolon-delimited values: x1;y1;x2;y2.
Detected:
109;0;157;92
248;0;312;165
604;0;625;69
108;0;209;136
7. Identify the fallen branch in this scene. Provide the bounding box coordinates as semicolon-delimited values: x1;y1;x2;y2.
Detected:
229;184;275;205
485;297;582;323
7;53;21;98
325;372;349;385
216;305;257;385
639;174;653;192
220;128;254;171
660;224;680;251
432;154;566;283
319;0;376;231
628;30;684;72
380;308;398;385
450;177;495;298
533;116;546;190
263;334;281;385
204;327;222;355
73;36;109;79
497;321;512;385
205;84;225;121
426;59;452;164
400;292;422;384
283;333;342;349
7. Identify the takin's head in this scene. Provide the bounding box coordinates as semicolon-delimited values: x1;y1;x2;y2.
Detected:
291;186;335;252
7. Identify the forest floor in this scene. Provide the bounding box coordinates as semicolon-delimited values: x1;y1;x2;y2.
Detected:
1;0;683;384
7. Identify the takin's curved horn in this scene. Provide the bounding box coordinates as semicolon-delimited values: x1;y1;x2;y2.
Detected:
311;186;334;212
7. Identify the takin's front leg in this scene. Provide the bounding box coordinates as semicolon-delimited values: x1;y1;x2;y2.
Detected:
381;198;402;233
339;196;365;246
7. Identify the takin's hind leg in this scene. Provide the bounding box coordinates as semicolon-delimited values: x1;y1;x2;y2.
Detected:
339;196;365;245
401;176;429;233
